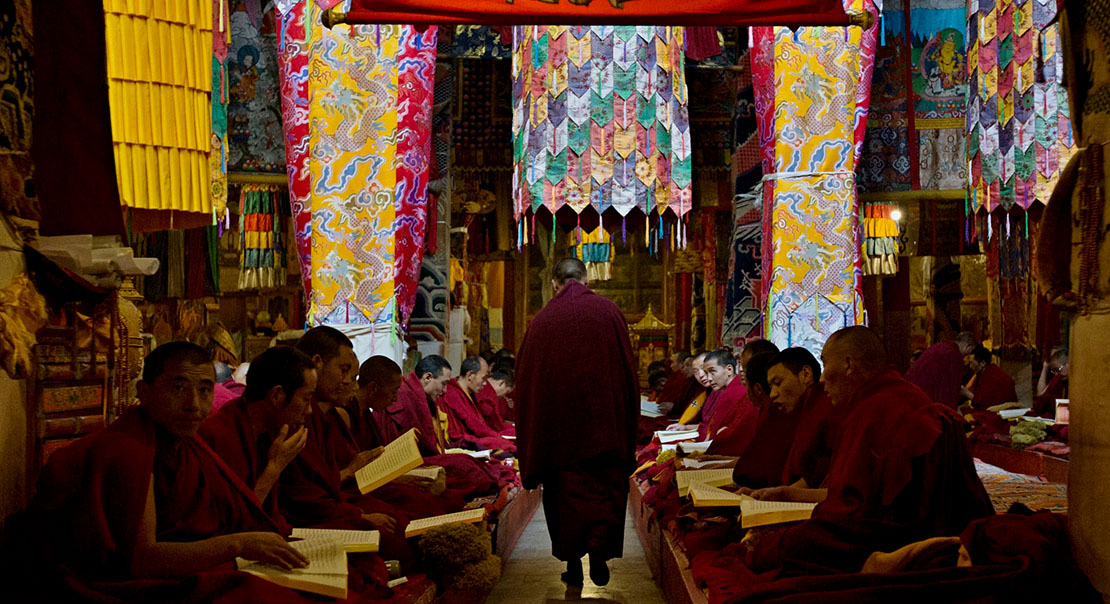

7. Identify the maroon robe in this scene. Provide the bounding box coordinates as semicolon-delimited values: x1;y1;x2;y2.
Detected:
380;372;443;456
728;403;805;488
211;381;245;413
750;368;994;576
698;376;753;441
968;364;1019;409
515;280;639;561
705;391;762;456
277;402;416;568
25;406;380;603
1032;373;1067;418
438;379;516;452
323;403;465;517
781;386;836;488
475;381;514;436
905;340;965;409
197;397;291;535
656;370;703;418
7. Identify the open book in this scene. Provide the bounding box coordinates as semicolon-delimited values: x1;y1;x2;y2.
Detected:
676;468;735;497
739;495;817;529
237;535;347;599
641;399;665;418
291;528;380;553
656;429;700;444
689;482;744;507
355;428;424;494
404;508;487;538
679;441;712;454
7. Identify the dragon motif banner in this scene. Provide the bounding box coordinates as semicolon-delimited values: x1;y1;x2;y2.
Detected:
279;0;435;332
511;25;692;221
754;0;878;356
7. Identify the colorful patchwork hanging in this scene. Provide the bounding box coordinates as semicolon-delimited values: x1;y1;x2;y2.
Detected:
571;228;614;281
238;184;286;290
211;0;231;222
967;0;1077;212
511;26;693;224
861;203;900;276
754;0;878;354
279;1;435;335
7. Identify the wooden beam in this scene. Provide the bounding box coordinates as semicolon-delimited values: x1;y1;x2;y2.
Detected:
227;172;288;186
859;189;966;202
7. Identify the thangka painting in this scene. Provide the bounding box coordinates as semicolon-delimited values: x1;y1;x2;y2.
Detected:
0;0;36;219
228;2;286;174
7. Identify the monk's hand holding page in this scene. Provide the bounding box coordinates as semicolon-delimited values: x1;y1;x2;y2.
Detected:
341;447;384;482
267;424;308;473
236;532;309;570
362;513;398;533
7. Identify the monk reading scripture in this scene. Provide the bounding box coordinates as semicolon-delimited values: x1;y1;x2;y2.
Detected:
516;258;640;588
476;366;515;436
21;343;339;602
1033;347;1069;418
961;345;1019;409
748;327;994;576
904;332;976;408
198;346;317;537
708;340;783;457
765;347;835;488
439;356;516;452
381;354;453;456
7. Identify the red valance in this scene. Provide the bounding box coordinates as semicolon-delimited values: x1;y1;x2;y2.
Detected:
336;0;853;27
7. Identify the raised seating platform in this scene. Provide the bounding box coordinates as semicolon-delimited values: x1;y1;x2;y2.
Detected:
972;442;1068;483
492;487;542;565
628;477;707;604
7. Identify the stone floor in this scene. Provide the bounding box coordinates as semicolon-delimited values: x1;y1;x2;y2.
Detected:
487;504;666;604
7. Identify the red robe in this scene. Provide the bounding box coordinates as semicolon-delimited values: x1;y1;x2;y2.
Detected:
750;368;994;575
322;403;465;517
475;381;514;436
1032;373;1067;418
197;397;292;535
379;372;443;456
25;406;386;603
515;281;639;561
438;379;516;452
655;371;702;418
905;340;965;408
781;386;835;488
728;403;804;488
968;364;1018;409
698;376;753;441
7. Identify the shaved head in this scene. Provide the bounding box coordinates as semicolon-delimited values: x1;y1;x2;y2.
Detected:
821;326;886;406
357;355;402;387
553;257;588;286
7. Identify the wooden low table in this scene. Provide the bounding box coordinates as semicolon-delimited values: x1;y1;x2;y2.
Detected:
972;442;1068;483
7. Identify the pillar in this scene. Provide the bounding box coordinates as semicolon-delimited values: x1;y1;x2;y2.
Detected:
752;1;878;356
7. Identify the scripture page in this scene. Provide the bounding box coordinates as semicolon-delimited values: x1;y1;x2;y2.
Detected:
355;428;424;494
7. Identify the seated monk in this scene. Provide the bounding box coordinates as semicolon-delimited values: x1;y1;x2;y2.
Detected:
198;346;315;537
904;332;976;409
708;340;782;457
656;351;702;418
18;342;377;602
698;349;756;442
1032;347;1068;418
284;327;415;567
765;347;835;489
377;355;509;496
438;356;516;452
961;346;1018;410
475;365;515;437
747;326;994;576
726;350;809;487
672;351;711;428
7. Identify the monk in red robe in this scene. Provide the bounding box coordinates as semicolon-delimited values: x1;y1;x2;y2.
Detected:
727;351;809;488
476;365;515;436
198;346;316;537
283;327;415;567
904;332;976;408
21;342;401;602
708;340;780;456
516;258;639;588
655;351;702;418
438;356;516;452
961;345;1019;409
763;347;836;488
1032;348;1068;418
747;326;994;576
698;349;754;442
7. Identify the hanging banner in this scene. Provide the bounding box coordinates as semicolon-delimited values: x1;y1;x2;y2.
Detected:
336;0;854;27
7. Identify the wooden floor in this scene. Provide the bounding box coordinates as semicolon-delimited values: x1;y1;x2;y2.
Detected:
486;501;666;604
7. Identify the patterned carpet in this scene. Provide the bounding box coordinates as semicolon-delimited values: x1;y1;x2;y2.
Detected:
976;460;1068;514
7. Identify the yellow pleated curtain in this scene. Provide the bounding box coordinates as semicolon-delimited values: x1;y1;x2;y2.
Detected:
104;0;212;219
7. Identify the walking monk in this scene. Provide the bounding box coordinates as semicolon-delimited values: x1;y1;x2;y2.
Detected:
515;258;639;589
20;343;328;602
